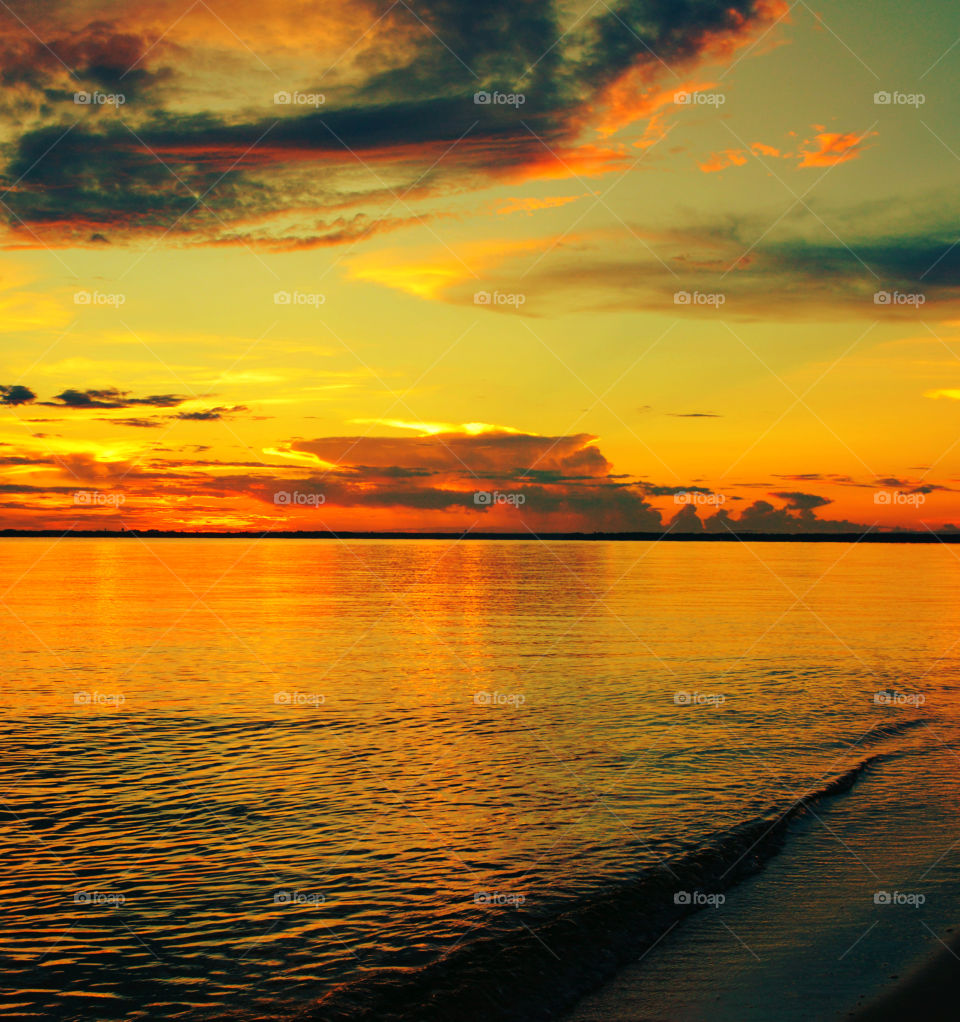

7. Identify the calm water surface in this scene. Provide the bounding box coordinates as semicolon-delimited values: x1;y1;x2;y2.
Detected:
1;539;958;1019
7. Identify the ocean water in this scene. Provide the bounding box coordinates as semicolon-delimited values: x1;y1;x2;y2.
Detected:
0;538;957;1020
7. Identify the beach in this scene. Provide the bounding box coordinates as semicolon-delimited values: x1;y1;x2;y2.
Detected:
850;931;960;1021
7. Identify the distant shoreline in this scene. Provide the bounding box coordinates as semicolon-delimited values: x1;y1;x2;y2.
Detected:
1;529;958;543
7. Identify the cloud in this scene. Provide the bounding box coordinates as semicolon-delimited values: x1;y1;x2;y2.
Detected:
110;417;164;429
703;493;867;533
452;199;960;318
288;430;613;479
496;195;583;216
43;387;191;409
770;490;833;511
699;148;748;173
697;129;877;173
797;131;876;168
0;0;789;246
0;384;36;405
668;503;704;531
0;424;931;533
174;405;248;421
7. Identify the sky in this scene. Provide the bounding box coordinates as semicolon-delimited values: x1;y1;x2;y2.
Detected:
0;0;959;533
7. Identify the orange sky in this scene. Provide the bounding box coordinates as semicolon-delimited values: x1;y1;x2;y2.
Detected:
1;0;959;533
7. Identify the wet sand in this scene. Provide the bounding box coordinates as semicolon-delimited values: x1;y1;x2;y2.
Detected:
849;929;960;1021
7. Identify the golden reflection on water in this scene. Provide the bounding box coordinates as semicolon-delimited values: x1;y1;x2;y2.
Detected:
1;539;959;1019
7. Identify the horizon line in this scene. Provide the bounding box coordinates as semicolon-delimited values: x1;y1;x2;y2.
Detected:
2;529;959;543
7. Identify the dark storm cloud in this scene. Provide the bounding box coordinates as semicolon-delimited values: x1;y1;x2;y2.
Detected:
579;0;775;84
0;384;36;405
0;18;169;100
668;502;705;532
704;496;868;534
174;405;248;421
43;387;190;409
640;483;714;497
757;230;960;294
770;491;833;511
0;0;785;244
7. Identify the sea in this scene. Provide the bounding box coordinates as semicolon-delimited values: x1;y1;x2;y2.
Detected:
1;538;958;1021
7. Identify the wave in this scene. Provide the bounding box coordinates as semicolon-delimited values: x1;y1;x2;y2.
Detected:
857;715;927;744
290;755;881;1022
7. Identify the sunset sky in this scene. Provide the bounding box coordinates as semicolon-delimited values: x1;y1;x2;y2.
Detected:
1;0;958;531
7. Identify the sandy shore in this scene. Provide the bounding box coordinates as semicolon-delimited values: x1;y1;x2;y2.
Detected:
848;928;960;1021
560;922;960;1022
